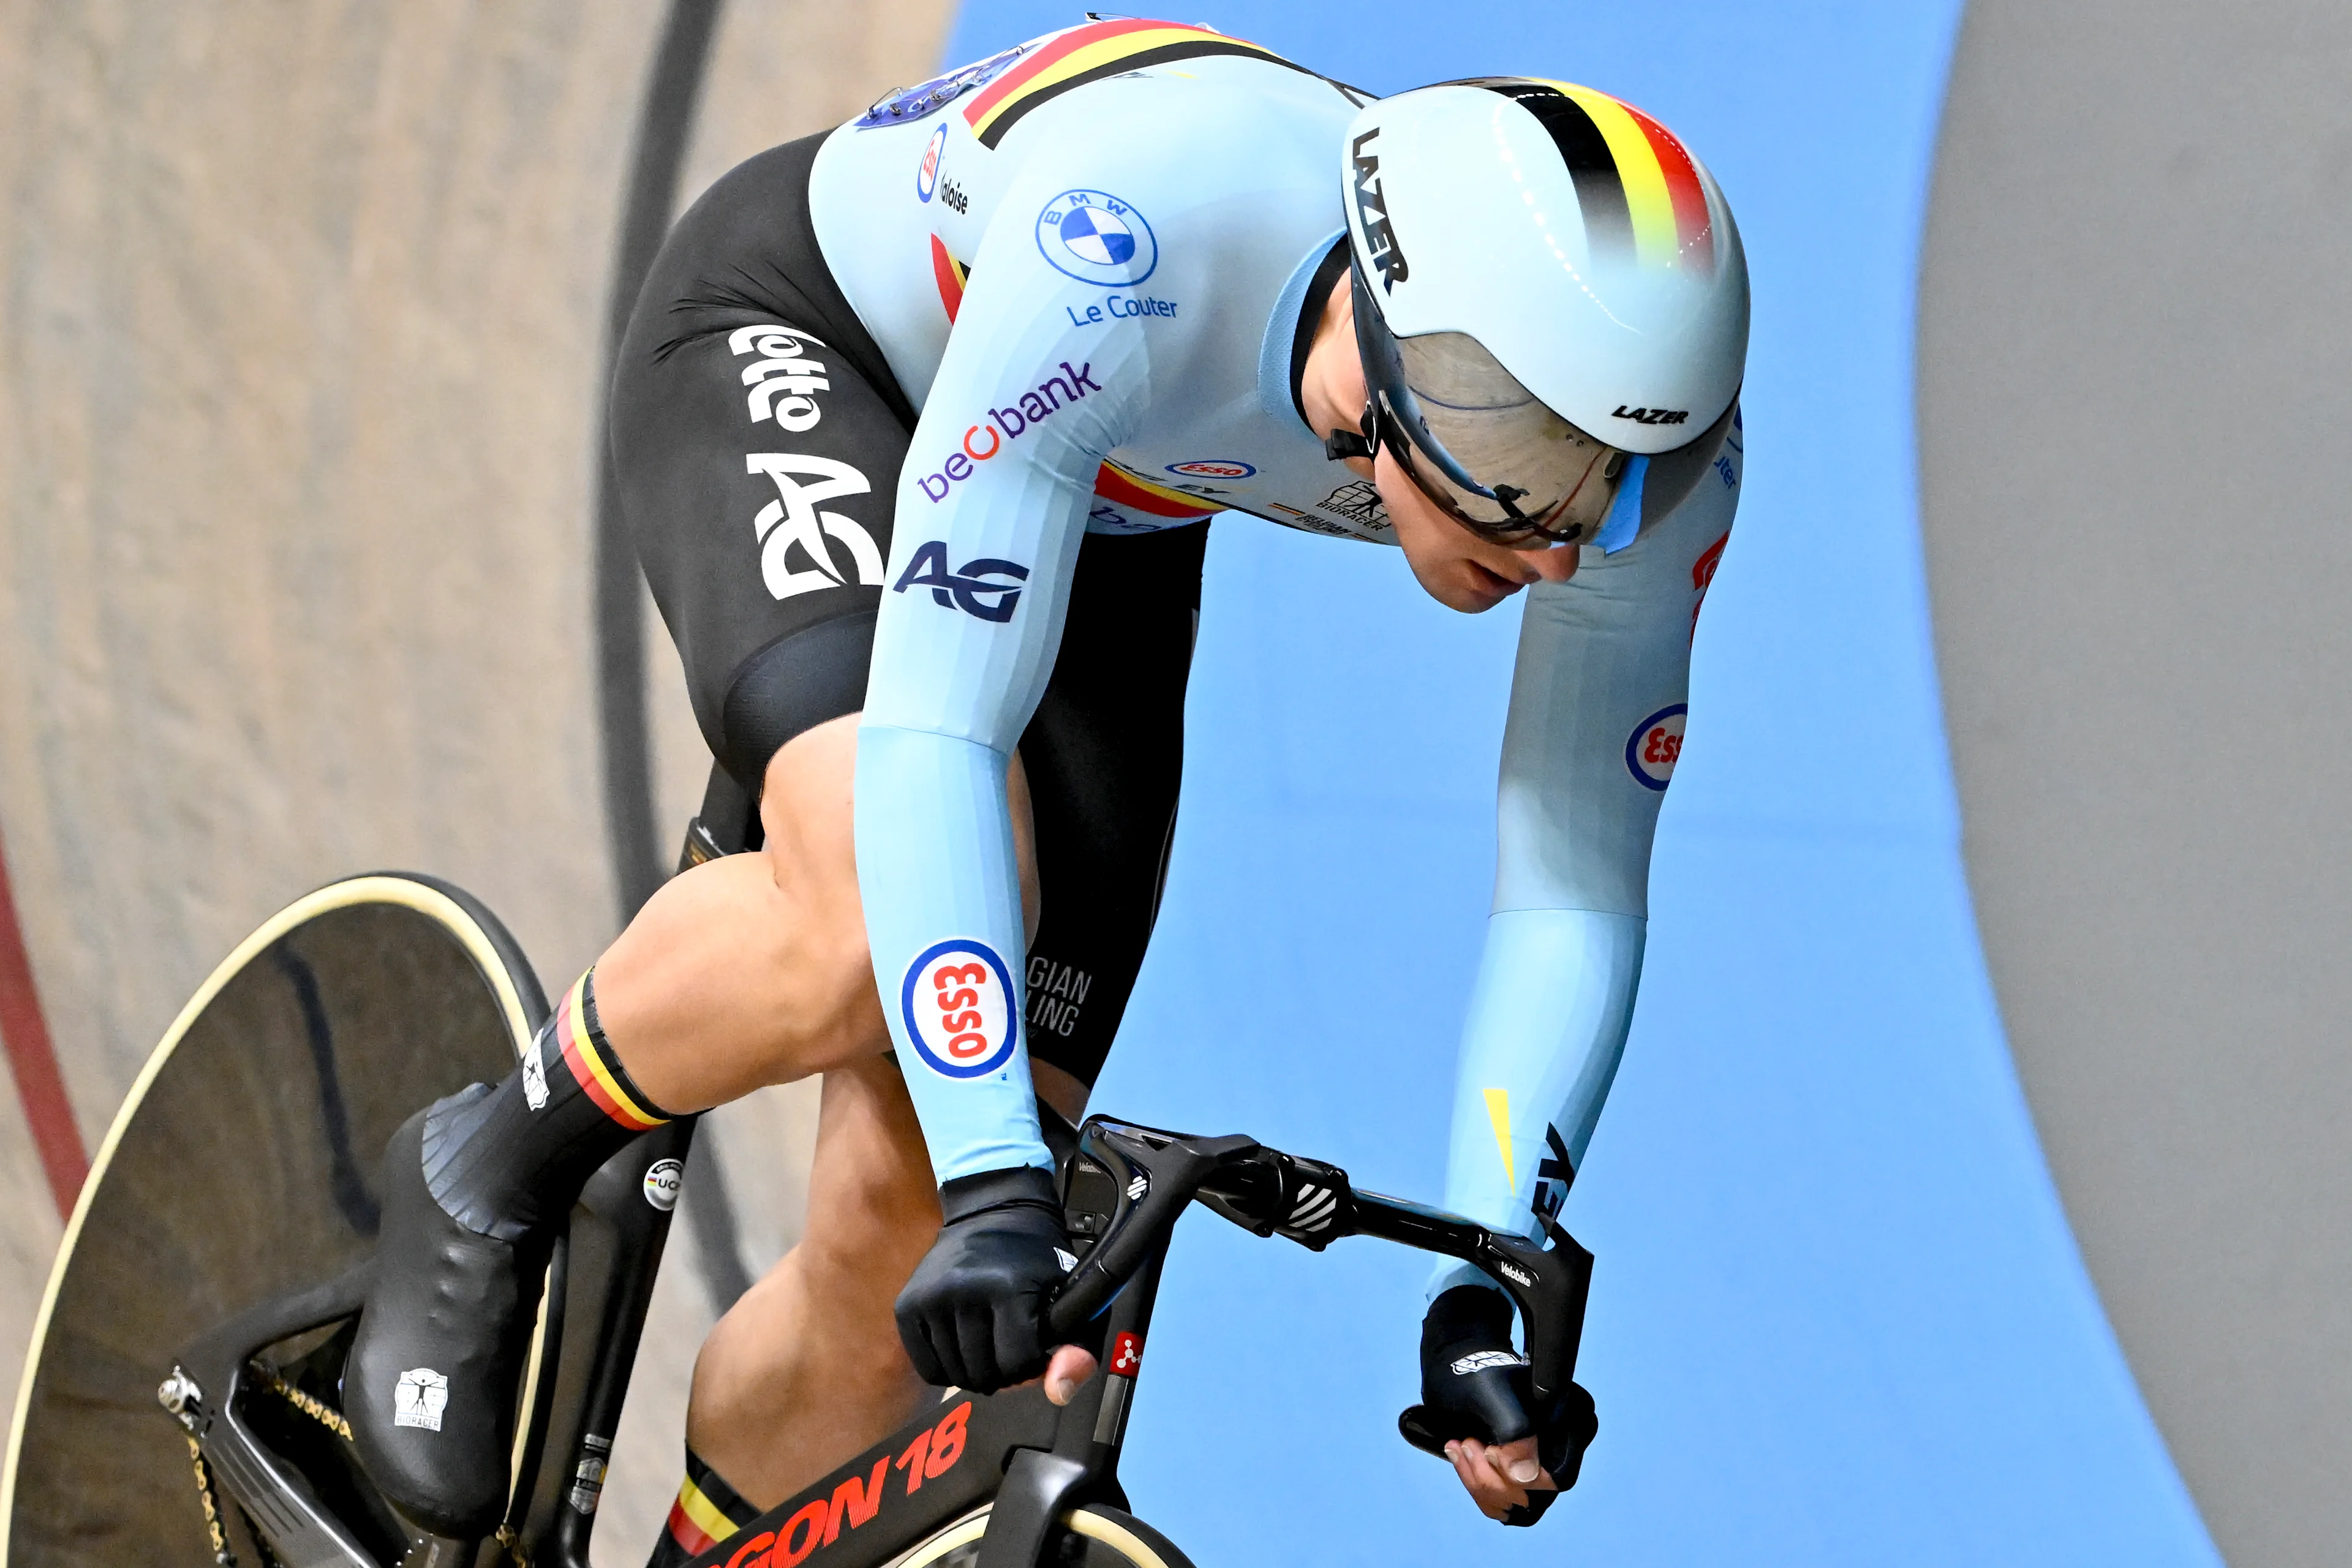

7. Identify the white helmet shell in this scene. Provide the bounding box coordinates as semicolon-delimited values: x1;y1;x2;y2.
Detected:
1343;80;1748;456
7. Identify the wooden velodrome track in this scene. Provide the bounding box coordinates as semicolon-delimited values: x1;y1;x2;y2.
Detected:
0;3;946;1554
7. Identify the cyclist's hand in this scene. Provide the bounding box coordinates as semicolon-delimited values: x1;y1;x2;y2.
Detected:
1446;1434;1559;1521
1401;1284;1598;1527
895;1166;1084;1393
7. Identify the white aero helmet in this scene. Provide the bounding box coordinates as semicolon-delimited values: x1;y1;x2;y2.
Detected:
1340;78;1748;547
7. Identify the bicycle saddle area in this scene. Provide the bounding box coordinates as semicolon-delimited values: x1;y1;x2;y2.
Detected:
0;873;545;1567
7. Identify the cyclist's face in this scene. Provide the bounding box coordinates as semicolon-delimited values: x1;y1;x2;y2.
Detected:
1378;446;1580;612
1300;273;1578;612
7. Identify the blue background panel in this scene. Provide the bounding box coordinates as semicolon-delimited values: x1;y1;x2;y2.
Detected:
940;4;2220;1562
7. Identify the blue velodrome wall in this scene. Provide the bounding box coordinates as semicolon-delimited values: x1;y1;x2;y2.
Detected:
935;4;2222;1562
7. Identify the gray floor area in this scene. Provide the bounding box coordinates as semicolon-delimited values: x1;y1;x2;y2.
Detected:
1920;5;2352;1563
0;2;946;1558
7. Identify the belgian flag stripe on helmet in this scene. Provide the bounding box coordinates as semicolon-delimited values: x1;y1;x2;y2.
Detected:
1470;78;1716;277
963;18;1309;149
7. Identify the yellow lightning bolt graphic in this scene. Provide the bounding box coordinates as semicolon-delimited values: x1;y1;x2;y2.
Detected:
1483;1088;1515;1193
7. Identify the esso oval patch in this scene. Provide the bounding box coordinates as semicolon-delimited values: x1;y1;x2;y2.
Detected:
916;123;946;202
902;940;1019;1078
1625;704;1687;791
1166;459;1255;480
642;1158;683;1213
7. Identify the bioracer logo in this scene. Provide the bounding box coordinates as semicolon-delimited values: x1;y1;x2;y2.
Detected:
1351;129;1409;290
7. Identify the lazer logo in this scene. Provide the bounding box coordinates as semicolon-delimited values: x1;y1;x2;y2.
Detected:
747;454;883;602
1351;129;1409;290
891;542;1030;622
1612;405;1689;426
730;323;830;432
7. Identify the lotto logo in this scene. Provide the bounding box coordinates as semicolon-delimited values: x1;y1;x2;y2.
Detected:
900;940;1018;1079
1625;704;1687;792
1110;1332;1144;1376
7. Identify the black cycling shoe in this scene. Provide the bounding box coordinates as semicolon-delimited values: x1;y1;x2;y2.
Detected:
345;1096;546;1539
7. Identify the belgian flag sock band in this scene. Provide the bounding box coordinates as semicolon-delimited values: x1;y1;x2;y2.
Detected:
650;1447;761;1566
423;968;675;1241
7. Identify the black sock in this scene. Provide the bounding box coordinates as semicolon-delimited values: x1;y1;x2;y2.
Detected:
648;1446;762;1567
422;969;675;1241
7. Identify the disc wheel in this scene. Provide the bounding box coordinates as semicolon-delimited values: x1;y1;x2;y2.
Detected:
0;873;545;1567
888;1505;1197;1568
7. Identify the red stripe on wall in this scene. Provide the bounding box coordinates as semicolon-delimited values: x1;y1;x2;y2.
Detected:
0;827;88;1219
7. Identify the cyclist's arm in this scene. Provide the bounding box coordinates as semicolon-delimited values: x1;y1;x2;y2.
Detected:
855;176;1152;1186
1431;422;1744;1292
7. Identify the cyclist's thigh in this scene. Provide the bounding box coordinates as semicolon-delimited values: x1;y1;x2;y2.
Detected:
612;132;913;798
1016;521;1210;1095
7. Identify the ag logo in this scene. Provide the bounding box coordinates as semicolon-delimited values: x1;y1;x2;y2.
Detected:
892;540;1031;622
901;940;1019;1079
916;123;946;202
1166;459;1254;480
641;1158;683;1213
1626;703;1687;791
746;453;884;602
1035;189;1157;287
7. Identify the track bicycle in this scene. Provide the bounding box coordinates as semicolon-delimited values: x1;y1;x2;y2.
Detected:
1;789;1594;1567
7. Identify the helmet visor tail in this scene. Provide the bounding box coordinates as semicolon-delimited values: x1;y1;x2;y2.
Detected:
1351;266;1625;544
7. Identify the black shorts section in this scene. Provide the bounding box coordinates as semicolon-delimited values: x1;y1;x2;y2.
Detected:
611;132;914;786
611;132;1205;1092
1019;523;1207;1087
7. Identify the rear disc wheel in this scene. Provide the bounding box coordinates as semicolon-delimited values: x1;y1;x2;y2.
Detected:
890;1504;1196;1568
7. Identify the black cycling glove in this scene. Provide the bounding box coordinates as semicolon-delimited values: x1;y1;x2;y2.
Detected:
895;1165;1076;1392
1398;1284;1598;1526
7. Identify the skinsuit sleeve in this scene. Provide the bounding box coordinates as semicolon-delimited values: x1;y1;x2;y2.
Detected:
1430;417;1744;1299
854;168;1155;1185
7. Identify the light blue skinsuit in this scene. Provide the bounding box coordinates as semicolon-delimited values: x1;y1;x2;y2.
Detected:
809;26;1743;1302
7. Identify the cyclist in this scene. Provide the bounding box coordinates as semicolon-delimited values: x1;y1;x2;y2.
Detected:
342;17;1746;1551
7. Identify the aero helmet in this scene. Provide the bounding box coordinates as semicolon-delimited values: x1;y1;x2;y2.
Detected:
1340;79;1748;547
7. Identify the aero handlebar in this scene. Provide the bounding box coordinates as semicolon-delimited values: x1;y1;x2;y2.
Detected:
1046;1118;1593;1401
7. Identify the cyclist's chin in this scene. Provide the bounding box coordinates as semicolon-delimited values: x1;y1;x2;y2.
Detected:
1412;558;1525;614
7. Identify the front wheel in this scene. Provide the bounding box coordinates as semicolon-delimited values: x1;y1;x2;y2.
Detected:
890;1504;1196;1568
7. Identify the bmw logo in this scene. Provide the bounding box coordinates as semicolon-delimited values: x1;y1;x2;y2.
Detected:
1035;189;1158;286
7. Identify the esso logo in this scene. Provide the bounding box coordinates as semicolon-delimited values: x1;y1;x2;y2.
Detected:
901;940;1018;1078
641;1158;682;1213
1624;704;1687;791
1165;459;1254;480
916;123;946;202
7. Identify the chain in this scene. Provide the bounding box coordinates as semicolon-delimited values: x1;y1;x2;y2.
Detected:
183;1434;236;1567
262;1371;354;1442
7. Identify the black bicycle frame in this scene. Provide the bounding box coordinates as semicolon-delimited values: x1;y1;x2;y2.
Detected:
164;1113;1591;1568
676;1115;1594;1568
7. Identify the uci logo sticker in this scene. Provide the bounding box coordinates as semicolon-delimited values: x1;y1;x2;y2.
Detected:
1166;459;1254;480
916;123;946;202
1036;189;1157;286
902;940;1019;1079
1626;704;1687;791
